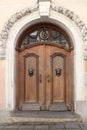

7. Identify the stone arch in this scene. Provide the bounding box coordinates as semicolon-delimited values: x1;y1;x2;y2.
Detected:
0;3;87;59
0;1;85;119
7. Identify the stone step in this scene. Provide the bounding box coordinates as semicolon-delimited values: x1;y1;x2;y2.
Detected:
8;111;82;123
0;116;81;124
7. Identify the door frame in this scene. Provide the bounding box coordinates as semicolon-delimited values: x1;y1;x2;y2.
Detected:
16;38;74;111
15;23;74;111
5;8;85;114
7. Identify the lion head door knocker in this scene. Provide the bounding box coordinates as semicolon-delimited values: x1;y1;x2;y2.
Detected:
55;68;62;76
28;68;34;76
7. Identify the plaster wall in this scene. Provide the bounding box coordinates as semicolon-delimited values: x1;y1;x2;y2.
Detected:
0;0;87;32
0;0;87;121
0;60;5;110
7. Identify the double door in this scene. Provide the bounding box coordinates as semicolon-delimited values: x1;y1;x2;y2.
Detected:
18;45;72;111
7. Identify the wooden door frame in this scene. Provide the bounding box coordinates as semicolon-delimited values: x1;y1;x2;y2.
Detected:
4;4;85;116
16;44;74;111
15;23;74;111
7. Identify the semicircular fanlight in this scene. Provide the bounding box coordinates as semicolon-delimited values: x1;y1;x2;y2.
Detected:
16;25;73;51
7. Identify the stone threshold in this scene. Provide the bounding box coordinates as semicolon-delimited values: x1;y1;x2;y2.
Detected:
0;117;82;124
0;111;82;124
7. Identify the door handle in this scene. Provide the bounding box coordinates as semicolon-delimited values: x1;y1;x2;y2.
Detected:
39;74;42;83
55;68;62;76
28;68;34;76
47;74;50;82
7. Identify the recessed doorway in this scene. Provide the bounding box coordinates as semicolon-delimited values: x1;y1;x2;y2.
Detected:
16;23;74;111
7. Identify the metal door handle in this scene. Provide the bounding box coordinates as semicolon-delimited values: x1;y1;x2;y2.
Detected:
28;68;34;76
39;74;42;83
55;68;62;76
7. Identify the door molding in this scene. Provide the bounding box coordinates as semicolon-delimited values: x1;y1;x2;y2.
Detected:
24;52;39;103
50;52;66;104
4;2;85;116
17;44;72;111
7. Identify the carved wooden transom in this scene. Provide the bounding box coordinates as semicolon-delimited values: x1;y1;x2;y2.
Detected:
16;24;73;51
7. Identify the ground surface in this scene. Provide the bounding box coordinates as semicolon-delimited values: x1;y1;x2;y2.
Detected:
0;111;86;130
0;122;87;130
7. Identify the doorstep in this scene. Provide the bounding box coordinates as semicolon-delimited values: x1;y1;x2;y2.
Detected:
0;111;82;124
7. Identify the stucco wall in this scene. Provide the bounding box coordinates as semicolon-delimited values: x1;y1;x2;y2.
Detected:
85;61;87;99
0;0;87;110
0;0;87;32
0;60;5;110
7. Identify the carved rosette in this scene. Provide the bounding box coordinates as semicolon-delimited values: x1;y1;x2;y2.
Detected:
0;3;87;59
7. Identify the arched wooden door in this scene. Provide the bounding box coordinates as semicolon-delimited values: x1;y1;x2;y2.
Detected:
16;23;74;111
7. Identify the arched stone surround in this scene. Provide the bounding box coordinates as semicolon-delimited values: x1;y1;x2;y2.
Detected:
0;1;87;120
0;2;87;59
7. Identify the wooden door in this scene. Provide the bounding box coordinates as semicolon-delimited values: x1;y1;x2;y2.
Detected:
18;45;72;111
45;45;71;111
18;45;45;110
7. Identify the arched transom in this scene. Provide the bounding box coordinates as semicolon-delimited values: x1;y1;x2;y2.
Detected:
16;24;73;51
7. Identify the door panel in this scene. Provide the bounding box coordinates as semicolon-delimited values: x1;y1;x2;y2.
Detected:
45;45;68;111
24;53;39;102
18;44;72;111
52;55;64;102
18;45;45;110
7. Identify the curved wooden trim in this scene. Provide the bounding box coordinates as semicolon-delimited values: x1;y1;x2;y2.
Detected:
16;42;74;52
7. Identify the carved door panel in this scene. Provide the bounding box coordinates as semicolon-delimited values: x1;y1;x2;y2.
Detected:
18;45;45;110
18;45;72;111
45;45;71;111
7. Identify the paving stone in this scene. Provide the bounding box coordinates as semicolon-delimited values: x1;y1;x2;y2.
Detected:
66;129;81;130
50;123;65;130
19;125;33;130
83;124;87;128
0;126;4;129
0;122;87;130
79;123;87;130
4;124;19;130
81;128;87;130
65;122;80;129
50;128;65;130
34;125;49;130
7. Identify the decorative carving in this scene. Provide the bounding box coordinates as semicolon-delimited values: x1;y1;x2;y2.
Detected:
17;26;71;51
51;5;87;60
84;43;87;60
0;5;38;59
51;5;87;42
39;29;49;40
0;3;87;59
0;36;5;59
1;5;38;43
